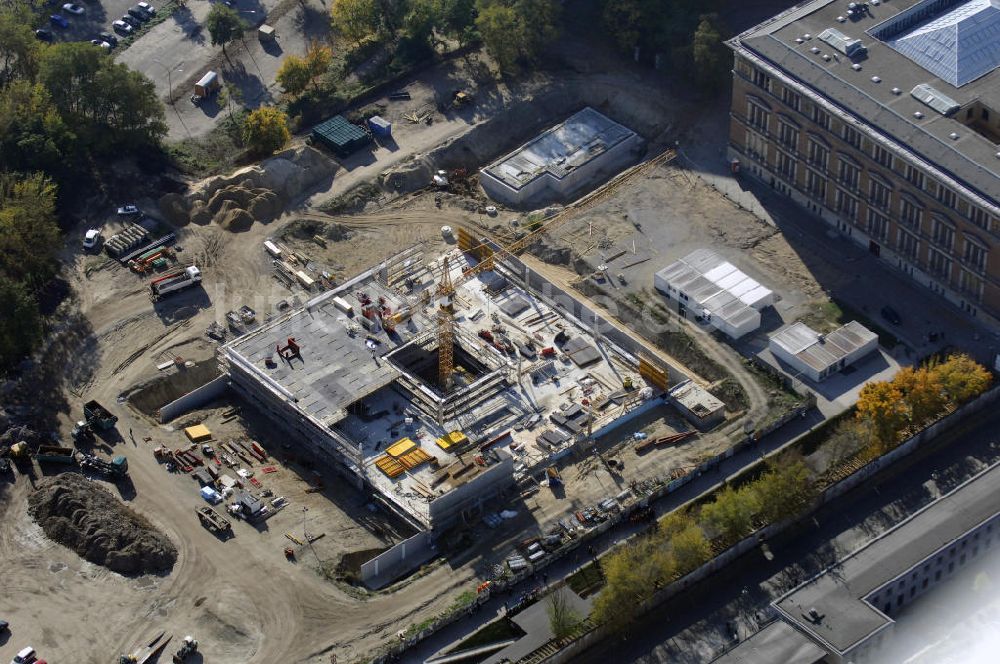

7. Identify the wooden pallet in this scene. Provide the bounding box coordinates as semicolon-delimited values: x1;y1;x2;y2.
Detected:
375;455;406;478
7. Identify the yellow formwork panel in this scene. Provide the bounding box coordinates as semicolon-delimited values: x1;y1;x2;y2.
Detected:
386;437;417;458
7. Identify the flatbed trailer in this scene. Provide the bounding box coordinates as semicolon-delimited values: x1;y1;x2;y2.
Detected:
196;506;232;533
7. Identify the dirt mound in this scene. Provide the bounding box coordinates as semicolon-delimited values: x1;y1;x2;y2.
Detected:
158;193;191;227
528;238;572;265
0;424;43;448
283;218;355;243
218;208;255;232
28;474;176;575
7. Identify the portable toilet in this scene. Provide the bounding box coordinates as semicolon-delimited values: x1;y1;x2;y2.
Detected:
368;115;391;139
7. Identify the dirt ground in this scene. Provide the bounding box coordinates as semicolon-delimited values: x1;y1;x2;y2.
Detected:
0;21;828;664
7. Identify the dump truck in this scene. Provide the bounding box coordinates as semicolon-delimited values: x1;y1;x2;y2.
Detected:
196;506;232;534
84;400;118;430
78;452;129;478
172;635;198;663
150;266;202;301
35;445;77;464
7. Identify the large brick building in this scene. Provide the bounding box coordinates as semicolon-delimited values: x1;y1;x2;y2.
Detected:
727;0;1000;326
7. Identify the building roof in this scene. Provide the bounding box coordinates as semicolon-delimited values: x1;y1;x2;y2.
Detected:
481;107;636;191
769;320;877;373
669;380;725;418
711;621;826;664
773;460;1000;655
729;0;1000;213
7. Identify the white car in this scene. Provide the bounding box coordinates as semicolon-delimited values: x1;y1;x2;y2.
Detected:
117;204;140;216
90;39;112;50
11;646;35;664
137;1;156;14
83;229;101;249
112;20;133;35
62;3;85;14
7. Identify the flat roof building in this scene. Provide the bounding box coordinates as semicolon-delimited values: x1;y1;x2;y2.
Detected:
654;249;773;340
769;320;878;382
479;107;643;207
773;461;1000;663
728;0;1000;328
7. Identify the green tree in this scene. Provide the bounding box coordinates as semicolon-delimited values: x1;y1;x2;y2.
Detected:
602;0;645;52
0;81;77;176
0;173;60;286
700;485;758;543
0;275;42;370
330;0;381;44
431;0;476;39
753;455;817;524
38;43;166;149
474;1;519;71
893;365;946;424
475;0;560;71
670;523;711;573
691;14;728;93
856;380;908;450
0;7;40;88
592;539;675;632
206;4;246;62
546;587;583;640
276;54;311;96
305;42;333;84
242;106;290;155
932;354;991;404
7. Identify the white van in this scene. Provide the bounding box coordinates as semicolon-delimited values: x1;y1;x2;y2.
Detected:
11;646;36;664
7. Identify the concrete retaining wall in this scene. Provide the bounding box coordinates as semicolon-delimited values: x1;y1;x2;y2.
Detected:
361;531;436;589
157;375;230;423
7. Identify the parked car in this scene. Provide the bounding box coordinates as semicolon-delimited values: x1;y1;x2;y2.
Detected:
117;204;140;216
34;28;52;40
98;31;118;46
49;14;69;28
90;39;112;50
10;646;36;664
0;619;8;631
120;14;141;27
62;3;85;14
83;229;101;249
138;1;156;13
127;6;150;21
881;305;902;326
112;20;133;35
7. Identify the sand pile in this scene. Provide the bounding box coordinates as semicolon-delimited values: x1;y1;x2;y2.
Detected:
158;145;335;231
28;474;176;575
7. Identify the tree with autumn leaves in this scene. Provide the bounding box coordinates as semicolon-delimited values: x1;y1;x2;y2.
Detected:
856;354;990;451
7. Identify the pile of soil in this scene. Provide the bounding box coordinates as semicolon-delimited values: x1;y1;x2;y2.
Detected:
28;474;176;575
528;237;572;265
0;425;43;449
283;218;355;243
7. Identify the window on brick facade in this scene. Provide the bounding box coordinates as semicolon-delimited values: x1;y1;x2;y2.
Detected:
932;218;955;251
900;198;923;231
898;229;920;259
869;177;891;210
778;120;798;152
752;68;771;91
842;125;862;148
904;164;925;189
806;169;826;202
873;144;893;169
867;209;890;240
963;238;987;273
748;100;770;133
812;106;831;130
937;185;958;209
777;150;796;181
836;189;859;220
968;205;989;230
959;270;985;302
808;139;829;170
782;86;802;112
928;248;952;279
746;131;768;164
839;160;860;189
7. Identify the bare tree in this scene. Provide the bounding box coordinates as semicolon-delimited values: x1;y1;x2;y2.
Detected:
546;587;583;640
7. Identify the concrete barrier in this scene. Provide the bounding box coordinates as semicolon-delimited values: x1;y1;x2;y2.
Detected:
157;375;230;423
361;531;436;588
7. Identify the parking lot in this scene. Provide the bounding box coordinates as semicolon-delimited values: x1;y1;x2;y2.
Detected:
37;0;164;46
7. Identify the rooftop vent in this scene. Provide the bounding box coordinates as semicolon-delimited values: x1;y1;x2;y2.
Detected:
795;37;804;43
914;111;925;119
837;15;846;22
852;63;862;70
804;33;812;40
950;131;960;139
871;0;880;5
818;27;867;58
823;54;832;61
911;83;961;117
871;75;881;83
811;46;821;54
891;87;901;94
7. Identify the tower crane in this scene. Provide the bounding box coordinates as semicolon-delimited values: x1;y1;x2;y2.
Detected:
434;148;676;391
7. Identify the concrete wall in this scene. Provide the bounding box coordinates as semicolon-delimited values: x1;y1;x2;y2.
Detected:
157;375;230;423
360;531;436;588
429;452;516;529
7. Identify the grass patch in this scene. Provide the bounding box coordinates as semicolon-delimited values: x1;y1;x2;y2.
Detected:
446;617;525;654
566;561;605;598
113;0;180;51
801;298;900;350
165;114;248;177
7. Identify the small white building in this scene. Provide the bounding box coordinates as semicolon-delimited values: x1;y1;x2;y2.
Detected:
669;380;726;430
479;108;643;207
654;249;772;340
769;320;878;382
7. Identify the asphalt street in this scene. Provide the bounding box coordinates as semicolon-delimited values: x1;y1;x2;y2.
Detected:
573;406;1000;663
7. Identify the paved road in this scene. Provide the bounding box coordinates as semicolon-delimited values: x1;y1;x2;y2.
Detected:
573;406;1000;664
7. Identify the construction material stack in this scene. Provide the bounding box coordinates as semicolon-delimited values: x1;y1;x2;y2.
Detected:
105;223;150;259
149;266;202;301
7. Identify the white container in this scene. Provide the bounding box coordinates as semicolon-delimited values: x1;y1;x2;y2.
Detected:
264;240;282;258
332;295;353;314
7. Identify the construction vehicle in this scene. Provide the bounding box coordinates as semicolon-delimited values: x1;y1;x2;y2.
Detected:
150;266;202;301
72;399;117;442
119;632;170;664
9;441;29;460
172;635;198;663
546;466;562;488
78;452;129;478
196;506;232;534
452;90;473;108
284;546;295;560
35;445;77;464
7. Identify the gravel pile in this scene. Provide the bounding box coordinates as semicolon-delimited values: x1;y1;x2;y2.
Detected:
28;474;176;575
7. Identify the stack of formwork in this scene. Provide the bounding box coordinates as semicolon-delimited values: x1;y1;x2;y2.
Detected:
105;223;150;259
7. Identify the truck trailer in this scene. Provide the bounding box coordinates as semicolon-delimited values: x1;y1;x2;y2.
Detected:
35;445;77;464
150;266;202;301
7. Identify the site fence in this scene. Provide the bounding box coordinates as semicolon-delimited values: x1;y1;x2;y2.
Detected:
519;384;1000;663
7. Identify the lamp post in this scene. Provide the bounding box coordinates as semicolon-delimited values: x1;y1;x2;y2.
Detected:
151;60;184;105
